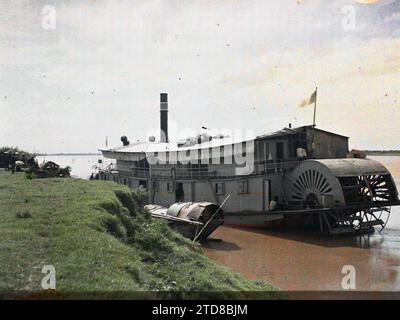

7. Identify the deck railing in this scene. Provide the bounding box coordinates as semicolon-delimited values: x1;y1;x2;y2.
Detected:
102;159;302;180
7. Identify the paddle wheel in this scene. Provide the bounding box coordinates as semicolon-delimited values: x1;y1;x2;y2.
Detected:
284;158;399;234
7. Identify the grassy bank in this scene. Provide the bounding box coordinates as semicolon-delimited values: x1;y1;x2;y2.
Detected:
0;172;277;299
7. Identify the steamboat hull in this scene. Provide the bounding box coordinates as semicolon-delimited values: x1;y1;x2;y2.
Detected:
223;202;400;234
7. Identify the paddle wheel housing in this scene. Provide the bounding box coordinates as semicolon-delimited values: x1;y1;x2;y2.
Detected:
284;158;399;234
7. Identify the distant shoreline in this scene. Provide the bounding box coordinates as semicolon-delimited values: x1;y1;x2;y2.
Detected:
36;153;102;156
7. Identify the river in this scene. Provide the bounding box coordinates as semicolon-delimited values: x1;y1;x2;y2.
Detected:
38;154;400;293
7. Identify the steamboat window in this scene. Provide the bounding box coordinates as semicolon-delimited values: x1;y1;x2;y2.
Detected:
265;142;271;160
242;142;246;157
221;145;234;165
167;182;174;193
158;153;168;164
238;180;248;194
139;180;147;190
276;142;284;160
211;147;220;164
200;148;210;164
215;182;225;195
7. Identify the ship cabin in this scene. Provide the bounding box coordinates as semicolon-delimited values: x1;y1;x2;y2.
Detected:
253;125;348;163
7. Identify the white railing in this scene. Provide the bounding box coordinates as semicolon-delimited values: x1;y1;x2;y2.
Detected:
101;159;302;180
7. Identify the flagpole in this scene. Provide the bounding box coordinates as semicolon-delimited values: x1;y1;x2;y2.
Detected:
311;87;318;157
312;87;318;127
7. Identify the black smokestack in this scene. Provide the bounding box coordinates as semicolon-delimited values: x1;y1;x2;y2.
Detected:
160;93;168;142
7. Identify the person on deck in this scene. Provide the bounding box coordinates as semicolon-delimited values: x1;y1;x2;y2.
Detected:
269;196;280;211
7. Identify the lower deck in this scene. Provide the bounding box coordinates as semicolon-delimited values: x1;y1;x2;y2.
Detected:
97;167;399;234
98;170;283;214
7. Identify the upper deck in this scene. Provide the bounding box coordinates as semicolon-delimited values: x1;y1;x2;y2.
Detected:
100;125;349;180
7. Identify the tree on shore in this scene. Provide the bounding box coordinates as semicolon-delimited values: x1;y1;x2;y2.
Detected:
0;147;34;169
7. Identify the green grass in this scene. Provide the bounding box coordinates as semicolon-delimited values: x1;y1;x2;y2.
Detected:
0;172;278;299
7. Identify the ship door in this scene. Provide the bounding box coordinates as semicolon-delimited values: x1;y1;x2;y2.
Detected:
175;182;184;202
276;142;284;160
264;180;271;212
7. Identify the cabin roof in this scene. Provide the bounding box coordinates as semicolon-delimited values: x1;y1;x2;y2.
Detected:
100;134;247;155
256;125;349;140
100;125;348;155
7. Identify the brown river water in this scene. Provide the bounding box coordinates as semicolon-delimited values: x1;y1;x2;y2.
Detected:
203;156;400;293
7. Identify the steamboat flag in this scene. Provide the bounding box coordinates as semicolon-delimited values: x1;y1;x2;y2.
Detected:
299;89;317;107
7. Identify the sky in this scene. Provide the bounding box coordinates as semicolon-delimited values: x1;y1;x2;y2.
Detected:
0;0;399;153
